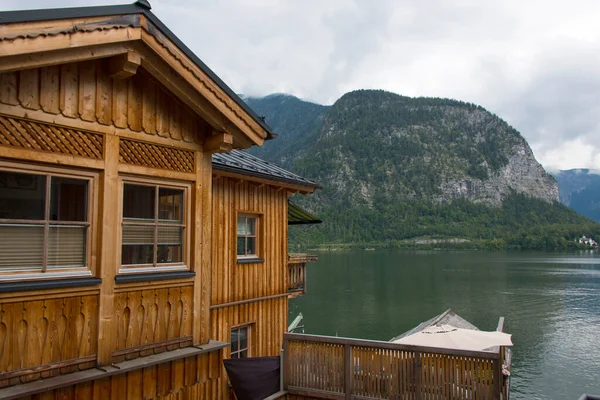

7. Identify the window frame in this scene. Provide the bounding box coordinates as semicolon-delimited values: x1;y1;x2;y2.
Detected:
236;212;262;261
118;176;191;274
0;161;97;281
230;324;252;359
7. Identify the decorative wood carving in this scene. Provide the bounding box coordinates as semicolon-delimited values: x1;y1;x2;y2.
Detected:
0;295;99;387
0;114;104;159
112;286;193;362
119;138;195;173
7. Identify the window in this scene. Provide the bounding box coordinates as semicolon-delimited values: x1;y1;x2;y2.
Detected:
121;181;187;271
237;214;258;259
230;325;250;359
0;167;92;278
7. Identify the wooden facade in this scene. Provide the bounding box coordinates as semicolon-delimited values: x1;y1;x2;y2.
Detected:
0;3;318;399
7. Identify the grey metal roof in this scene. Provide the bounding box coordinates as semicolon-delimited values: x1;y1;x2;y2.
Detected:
0;1;274;140
288;202;322;225
212;150;320;189
390;309;480;342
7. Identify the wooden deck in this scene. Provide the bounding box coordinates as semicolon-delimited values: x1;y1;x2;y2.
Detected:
282;332;510;400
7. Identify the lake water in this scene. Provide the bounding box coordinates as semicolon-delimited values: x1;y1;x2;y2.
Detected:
289;250;600;400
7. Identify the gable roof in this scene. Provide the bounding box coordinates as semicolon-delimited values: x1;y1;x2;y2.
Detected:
212;150;320;190
0;1;275;146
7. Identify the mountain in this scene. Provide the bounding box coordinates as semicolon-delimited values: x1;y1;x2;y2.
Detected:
244;94;329;168
244;90;599;250
553;169;600;222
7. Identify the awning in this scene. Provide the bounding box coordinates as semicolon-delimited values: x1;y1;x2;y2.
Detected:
392;325;513;351
288;202;322;225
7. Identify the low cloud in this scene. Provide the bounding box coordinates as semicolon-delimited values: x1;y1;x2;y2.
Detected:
2;0;599;170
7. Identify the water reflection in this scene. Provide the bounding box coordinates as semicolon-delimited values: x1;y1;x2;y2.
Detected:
290;251;600;400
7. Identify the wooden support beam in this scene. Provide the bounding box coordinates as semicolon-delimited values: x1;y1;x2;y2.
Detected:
193;151;213;344
248;181;265;189
109;51;141;79
0;26;142;57
97;135;120;365
0;44;129;73
203;132;233;153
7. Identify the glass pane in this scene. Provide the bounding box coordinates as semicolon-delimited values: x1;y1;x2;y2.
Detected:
157;226;182;264
0;225;44;270
246;218;256;235
158;226;182;245
239;327;248;350
50;177;88;222
231;329;239;352
237;216;246;235
246;237;256;256
121;245;154;265
123;184;154;220
122;225;154;245
239;350;247;358
47;226;85;268
237;236;245;256
0;171;45;220
157;245;182;263
158;188;183;222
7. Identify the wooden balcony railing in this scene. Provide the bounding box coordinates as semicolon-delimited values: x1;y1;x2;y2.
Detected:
287;254;318;297
282;332;510;400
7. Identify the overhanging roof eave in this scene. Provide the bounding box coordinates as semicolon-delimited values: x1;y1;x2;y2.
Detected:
0;1;275;140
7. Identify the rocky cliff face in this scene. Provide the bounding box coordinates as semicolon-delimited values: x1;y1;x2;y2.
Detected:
441;145;559;206
289;90;558;208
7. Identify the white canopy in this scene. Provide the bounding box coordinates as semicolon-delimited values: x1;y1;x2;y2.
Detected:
392;325;513;351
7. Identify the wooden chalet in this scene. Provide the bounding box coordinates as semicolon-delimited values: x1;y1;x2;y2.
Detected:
0;1;320;399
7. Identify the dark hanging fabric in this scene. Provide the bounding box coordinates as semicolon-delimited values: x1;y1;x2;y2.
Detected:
223;356;280;400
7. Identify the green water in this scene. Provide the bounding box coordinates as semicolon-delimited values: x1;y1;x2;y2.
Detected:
289;250;600;400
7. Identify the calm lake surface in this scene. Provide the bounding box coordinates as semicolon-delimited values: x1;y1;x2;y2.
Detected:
289;250;600;400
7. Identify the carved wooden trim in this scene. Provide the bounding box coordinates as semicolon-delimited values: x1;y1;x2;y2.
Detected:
0;355;96;381
113;286;194;362
110;336;193;363
0;295;99;388
0;114;103;159
119;138;195;172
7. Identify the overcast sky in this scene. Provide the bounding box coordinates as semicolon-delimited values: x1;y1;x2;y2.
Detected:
3;0;599;172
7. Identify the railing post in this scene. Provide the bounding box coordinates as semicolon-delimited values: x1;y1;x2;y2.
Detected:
282;335;289;391
414;351;422;400
344;344;352;400
493;357;501;400
303;263;307;294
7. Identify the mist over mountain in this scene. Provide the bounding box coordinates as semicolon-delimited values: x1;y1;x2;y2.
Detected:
553;169;600;222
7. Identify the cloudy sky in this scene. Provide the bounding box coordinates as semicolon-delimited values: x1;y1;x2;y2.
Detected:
3;0;599;171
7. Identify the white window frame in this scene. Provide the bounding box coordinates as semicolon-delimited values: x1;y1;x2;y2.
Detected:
118;176;190;274
0;161;97;281
236;213;261;260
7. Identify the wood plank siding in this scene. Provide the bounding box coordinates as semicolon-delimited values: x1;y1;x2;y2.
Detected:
209;178;290;398
0;61;207;145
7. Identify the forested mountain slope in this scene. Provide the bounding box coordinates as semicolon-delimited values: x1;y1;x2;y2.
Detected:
244;94;328;168
245;90;599;250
